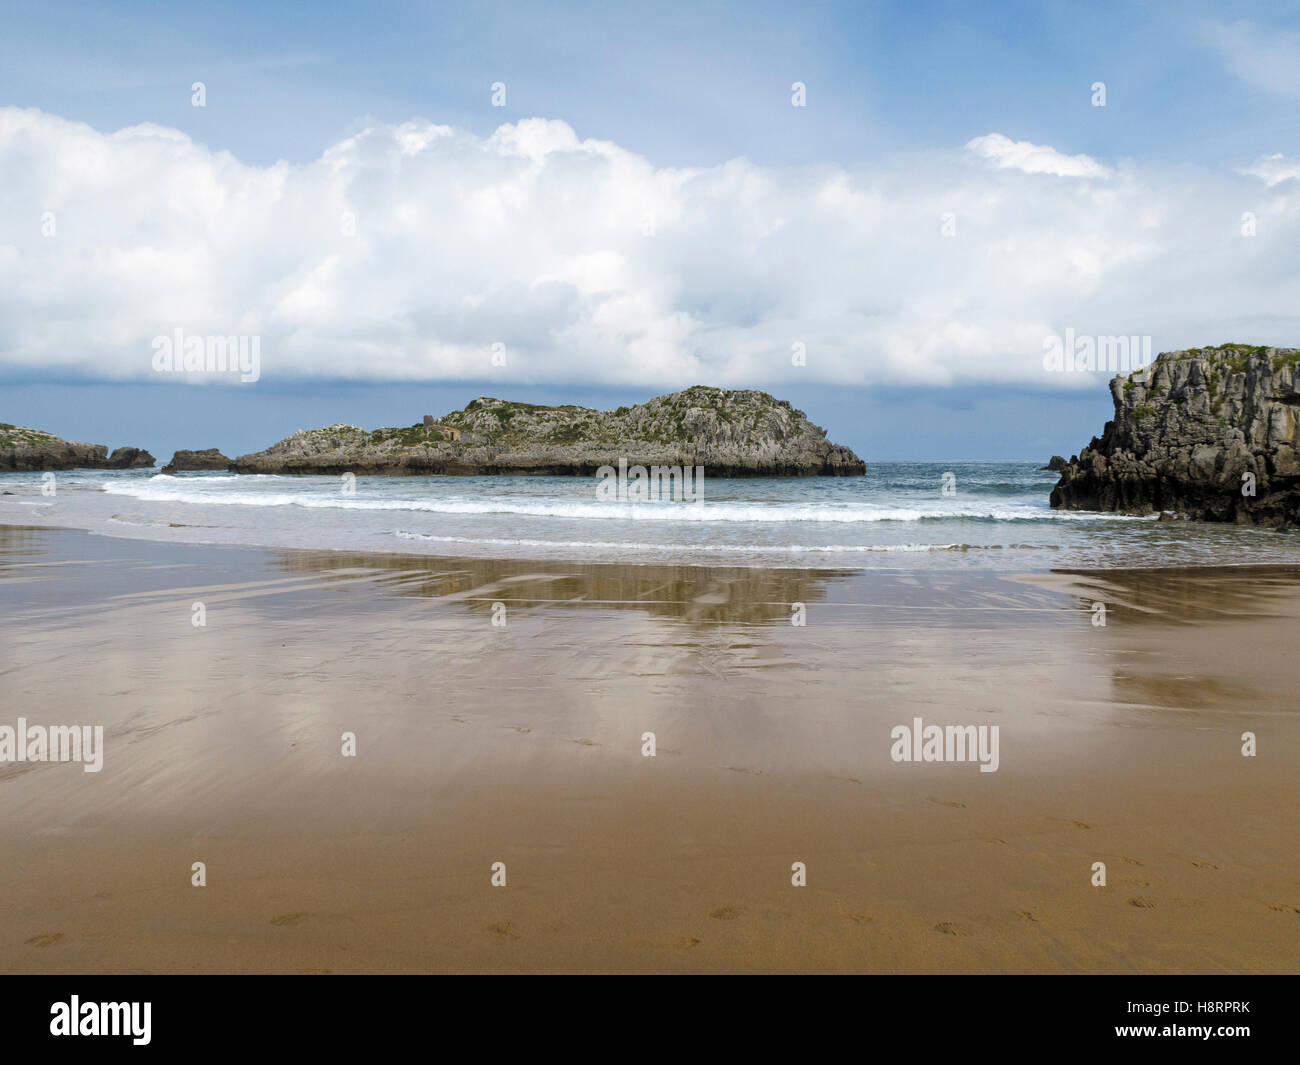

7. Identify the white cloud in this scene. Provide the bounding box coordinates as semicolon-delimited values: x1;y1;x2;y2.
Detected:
1;107;1298;391
965;133;1111;179
1241;153;1300;186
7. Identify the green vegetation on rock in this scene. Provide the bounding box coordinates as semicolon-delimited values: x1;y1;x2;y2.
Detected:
230;386;864;477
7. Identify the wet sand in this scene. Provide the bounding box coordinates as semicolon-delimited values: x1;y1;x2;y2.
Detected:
1;524;1297;973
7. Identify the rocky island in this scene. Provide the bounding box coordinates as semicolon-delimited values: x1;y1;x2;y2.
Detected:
0;423;155;471
161;448;233;474
1050;344;1300;526
230;387;865;477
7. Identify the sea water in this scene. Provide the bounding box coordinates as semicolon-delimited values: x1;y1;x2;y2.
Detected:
2;463;1298;571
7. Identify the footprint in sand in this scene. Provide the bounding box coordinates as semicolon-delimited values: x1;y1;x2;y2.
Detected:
1049;817;1092;829
487;922;521;939
847;913;873;925
1267;903;1300;914
709;906;743;920
929;798;967;808
1190;860;1220;870
933;921;966;936
1122;856;1144;866
1016;911;1039;922
572;738;598;746
982;837;1008;845
26;933;63;947
505;726;531;733
1127;896;1157;908
270;913;311;926
639;933;701;950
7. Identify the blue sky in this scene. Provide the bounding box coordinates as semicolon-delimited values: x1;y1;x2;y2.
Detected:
6;0;1297;169
3;0;1300;460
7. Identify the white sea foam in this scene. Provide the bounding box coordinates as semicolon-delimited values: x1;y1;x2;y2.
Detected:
101;479;1134;524
8;465;1292;571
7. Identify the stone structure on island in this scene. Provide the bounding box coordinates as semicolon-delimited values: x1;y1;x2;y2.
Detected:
422;415;461;441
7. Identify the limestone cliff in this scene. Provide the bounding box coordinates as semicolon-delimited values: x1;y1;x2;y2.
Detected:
1050;345;1300;526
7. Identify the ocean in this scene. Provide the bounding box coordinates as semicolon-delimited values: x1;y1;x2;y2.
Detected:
3;462;1298;570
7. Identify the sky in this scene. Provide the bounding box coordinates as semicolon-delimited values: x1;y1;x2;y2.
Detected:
2;0;1299;461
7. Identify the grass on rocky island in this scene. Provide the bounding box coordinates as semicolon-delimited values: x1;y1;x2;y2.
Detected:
0;423;58;448
269;388;814;454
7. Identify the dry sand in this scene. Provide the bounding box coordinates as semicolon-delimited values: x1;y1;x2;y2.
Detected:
1;524;1297;973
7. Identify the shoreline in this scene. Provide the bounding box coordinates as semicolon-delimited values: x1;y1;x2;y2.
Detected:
7;515;1300;577
6;460;1299;572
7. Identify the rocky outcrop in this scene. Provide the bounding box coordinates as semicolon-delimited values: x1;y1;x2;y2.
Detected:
162;448;233;474
232;387;865;477
0;424;155;471
105;447;155;468
1050;345;1300;526
1041;455;1068;472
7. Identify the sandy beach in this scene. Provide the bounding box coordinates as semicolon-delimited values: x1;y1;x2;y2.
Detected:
1;522;1297;974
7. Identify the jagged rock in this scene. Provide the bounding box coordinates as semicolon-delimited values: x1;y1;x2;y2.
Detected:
162;448;233;474
0;424;155;471
231;387;865;477
1040;455;1068;472
1050;344;1300;526
106;447;156;468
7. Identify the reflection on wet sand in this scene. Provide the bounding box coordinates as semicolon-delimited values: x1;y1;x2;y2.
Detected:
268;546;857;627
1020;566;1300;624
1020;567;1299;717
2;525;1299;973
